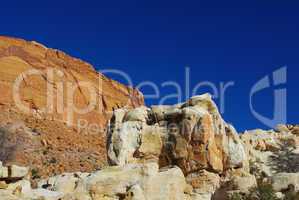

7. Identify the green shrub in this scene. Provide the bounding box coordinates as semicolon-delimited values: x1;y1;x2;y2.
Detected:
247;183;279;200
31;168;40;179
229;193;244;200
229;183;280;200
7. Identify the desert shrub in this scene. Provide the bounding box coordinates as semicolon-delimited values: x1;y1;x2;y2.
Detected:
229;182;280;200
270;140;299;173
229;193;244;200
31;168;41;179
247;182;280;200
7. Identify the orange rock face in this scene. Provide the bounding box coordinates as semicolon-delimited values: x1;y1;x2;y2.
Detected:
0;36;143;177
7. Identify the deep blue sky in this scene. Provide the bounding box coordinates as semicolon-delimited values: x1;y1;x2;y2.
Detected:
1;0;298;131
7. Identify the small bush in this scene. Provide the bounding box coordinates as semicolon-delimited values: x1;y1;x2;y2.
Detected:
31;168;40;179
247;183;280;200
229;183;280;200
229;193;244;200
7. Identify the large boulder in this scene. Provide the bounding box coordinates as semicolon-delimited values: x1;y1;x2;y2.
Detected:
37;162;189;200
186;170;220;197
107;94;248;176
0;161;28;180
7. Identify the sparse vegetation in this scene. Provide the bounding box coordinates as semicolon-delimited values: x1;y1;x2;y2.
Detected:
270;140;299;173
229;182;279;200
31;168;41;179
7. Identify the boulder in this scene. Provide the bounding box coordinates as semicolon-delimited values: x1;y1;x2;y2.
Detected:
230;172;257;193
38;172;89;194
107;94;247;176
0;161;9;178
36;162;189;200
241;129;280;152
107;121;144;166
0;162;28;180
10;165;29;179
123;106;149;122
186;170;220;195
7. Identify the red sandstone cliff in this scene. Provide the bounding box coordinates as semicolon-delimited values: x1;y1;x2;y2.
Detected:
0;36;144;177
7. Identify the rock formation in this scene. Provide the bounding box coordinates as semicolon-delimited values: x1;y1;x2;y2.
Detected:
0;36;143;177
0;93;298;199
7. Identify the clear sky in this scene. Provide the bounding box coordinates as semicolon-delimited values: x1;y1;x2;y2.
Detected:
1;0;298;131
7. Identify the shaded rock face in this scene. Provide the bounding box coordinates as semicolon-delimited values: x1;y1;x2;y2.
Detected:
107;94;248;175
0;36;143;177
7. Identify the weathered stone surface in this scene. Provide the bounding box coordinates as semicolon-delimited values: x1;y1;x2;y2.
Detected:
186;170;220;196
241;129;281;151
230;172;257;193
0;36;144;177
10;165;29;178
36;162;189;200
123;106;149;122
0;161;190;200
271;173;299;192
0;161;9;178
108;93;247;176
0;161;28;179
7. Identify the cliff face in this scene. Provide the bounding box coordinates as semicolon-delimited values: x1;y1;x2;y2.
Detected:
0;36;143;177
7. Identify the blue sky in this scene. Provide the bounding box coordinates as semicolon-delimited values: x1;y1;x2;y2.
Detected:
1;0;298;131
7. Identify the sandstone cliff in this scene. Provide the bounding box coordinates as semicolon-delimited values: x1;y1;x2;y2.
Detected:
0;36;144;177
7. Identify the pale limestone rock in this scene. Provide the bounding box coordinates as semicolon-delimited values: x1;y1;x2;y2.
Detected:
6;180;32;196
30;189;64;200
0;190;19;200
271;173;299;192
151;105;182;121
226;125;247;169
0;164;8;178
38;173;88;194
142;166;187;200
107;93;247;176
0;180;8;189
230;173;257;193
123;106;149;122
108;121;144;166
136;126;163;160
0;163;28;179
10;165;29;178
79;162;188;200
189;193;212;200
186;170;220;197
241;129;280;151
85;164;146;198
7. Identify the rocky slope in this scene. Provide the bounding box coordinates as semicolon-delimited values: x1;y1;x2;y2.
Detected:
0;36;144;177
1;94;298;200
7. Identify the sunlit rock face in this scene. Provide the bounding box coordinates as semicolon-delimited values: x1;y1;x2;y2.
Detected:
107;93;248;175
0;36;144;177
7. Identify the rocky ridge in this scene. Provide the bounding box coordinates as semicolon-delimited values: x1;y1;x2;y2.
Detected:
0;36;144;177
0;94;298;200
